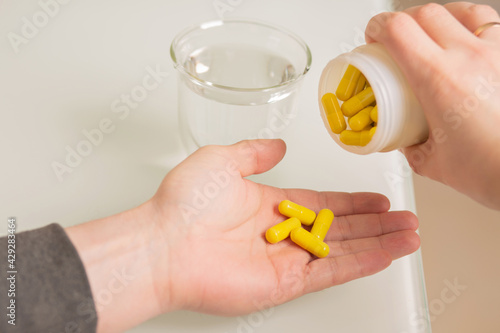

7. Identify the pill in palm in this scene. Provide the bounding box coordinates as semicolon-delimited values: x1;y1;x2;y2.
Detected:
290;227;330;258
266;201;335;257
265;217;301;244
310;209;334;241
279;200;316;226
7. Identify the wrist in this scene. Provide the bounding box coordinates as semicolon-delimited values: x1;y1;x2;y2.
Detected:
481;148;500;210
66;200;176;332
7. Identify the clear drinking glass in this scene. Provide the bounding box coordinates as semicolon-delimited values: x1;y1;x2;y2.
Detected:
170;19;311;151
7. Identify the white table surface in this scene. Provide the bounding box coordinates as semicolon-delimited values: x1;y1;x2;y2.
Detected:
0;0;431;332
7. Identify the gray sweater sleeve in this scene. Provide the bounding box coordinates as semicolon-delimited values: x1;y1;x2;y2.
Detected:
0;223;98;333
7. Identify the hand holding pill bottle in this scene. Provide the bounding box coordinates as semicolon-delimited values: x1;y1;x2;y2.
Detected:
319;3;500;210
365;3;500;210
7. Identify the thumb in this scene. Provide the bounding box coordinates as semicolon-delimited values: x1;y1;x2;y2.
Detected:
227;139;287;177
400;139;434;177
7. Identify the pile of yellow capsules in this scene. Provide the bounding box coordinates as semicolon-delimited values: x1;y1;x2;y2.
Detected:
265;200;334;258
321;65;378;146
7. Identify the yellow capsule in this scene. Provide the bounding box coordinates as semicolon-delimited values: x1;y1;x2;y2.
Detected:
310;209;334;241
341;87;376;117
369;126;377;139
370;105;378;122
279;200;316;226
321;93;347;134
353;74;367;96
339;128;373;146
348;106;373;131
335;65;362;101
290;227;330;258
265;217;301;244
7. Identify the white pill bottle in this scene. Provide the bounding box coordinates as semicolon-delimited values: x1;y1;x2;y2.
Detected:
318;43;429;154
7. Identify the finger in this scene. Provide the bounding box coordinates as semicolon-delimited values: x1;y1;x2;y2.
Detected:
400;141;436;179
303;249;391;293
445;2;500;41
221;139;287;177
365;11;443;52
325;210;418;241
365;11;443;90
327;230;421;260
282;190;390;216
404;3;477;47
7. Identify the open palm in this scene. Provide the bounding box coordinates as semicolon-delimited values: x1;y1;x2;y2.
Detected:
151;139;419;316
